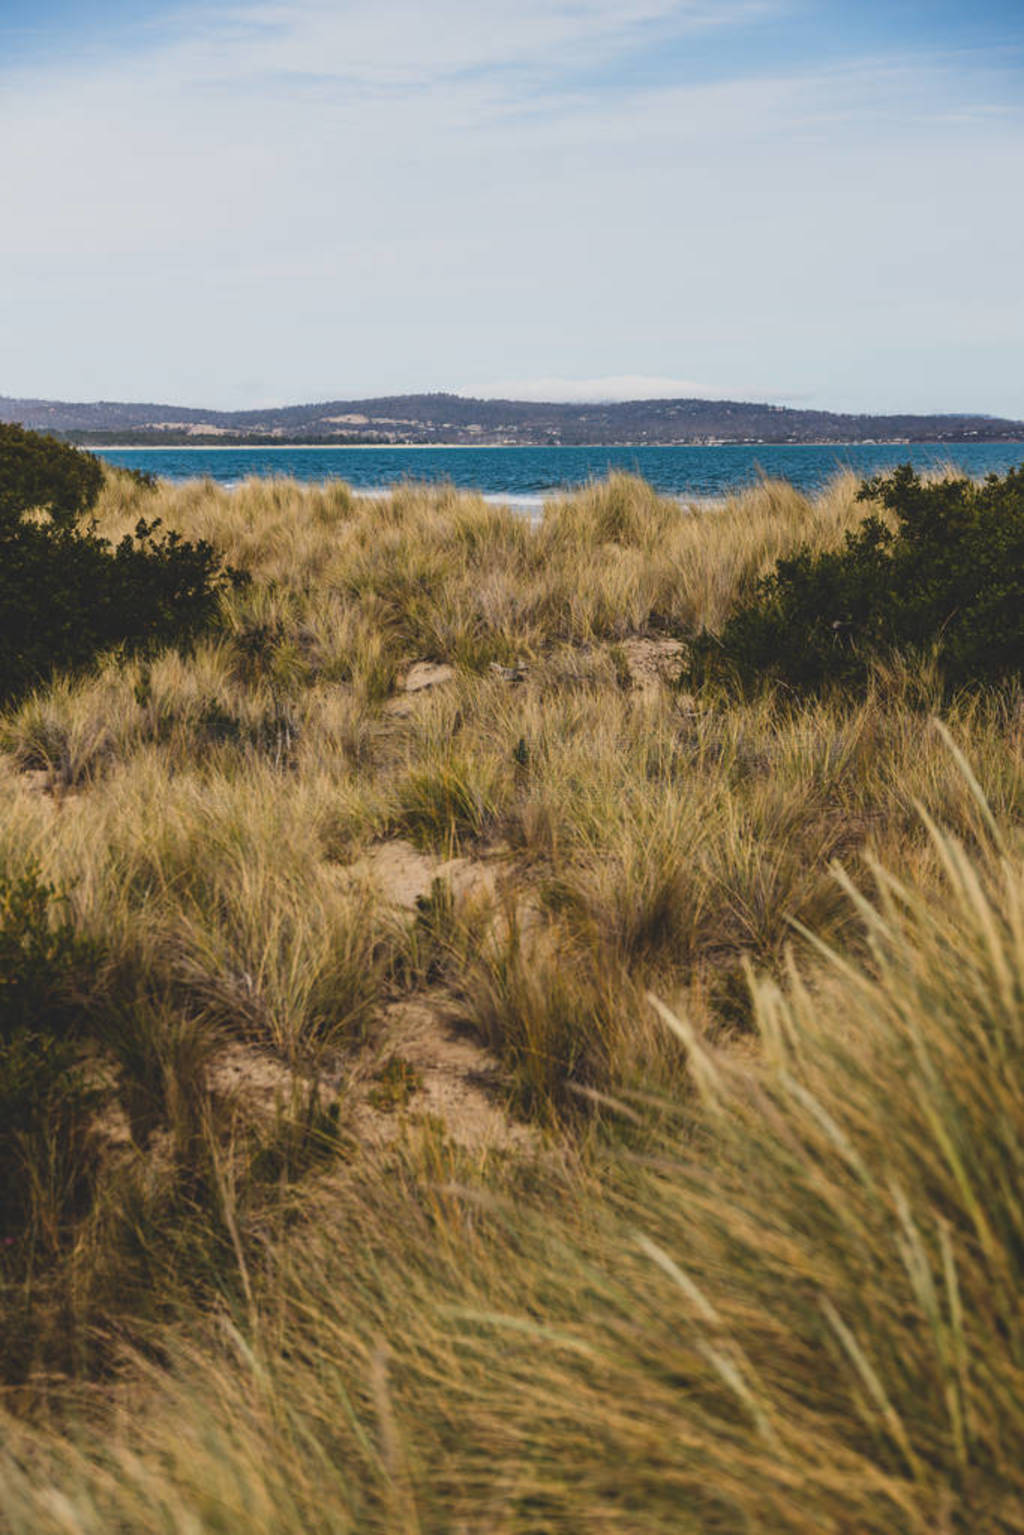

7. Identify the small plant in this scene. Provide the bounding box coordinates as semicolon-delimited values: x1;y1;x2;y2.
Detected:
248;1083;350;1182
458;918;638;1119
398;877;460;988
608;643;633;691
398;752;505;851
0;865;99;1041
368;1055;424;1112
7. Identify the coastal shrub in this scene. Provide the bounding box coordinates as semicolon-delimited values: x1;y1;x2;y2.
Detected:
0;422;103;531
0;424;242;705
689;463;1024;693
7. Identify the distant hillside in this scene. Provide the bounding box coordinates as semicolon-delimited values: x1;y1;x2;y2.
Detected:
2;391;1023;447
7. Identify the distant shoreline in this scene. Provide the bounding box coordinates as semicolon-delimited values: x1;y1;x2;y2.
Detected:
11;388;1024;451
93;439;1024;452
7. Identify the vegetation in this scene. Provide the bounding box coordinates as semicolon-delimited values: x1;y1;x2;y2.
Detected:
0;423;104;528
691;463;1024;693
0;456;1022;1530
0;424;239;706
6;387;1024;444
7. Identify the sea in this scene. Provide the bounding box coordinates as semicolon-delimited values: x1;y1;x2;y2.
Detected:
98;441;1024;511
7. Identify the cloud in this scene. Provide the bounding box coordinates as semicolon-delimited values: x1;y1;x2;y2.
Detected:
0;1;1021;414
473;375;741;402
471;376;813;403
177;0;777;91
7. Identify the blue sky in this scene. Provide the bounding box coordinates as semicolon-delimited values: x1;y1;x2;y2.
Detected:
1;0;1022;413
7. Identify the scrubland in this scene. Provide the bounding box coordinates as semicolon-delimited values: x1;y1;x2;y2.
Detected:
1;467;1023;1532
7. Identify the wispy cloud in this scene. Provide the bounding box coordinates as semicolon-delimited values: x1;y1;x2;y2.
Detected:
470;375;796;403
184;0;780;89
0;1;1021;414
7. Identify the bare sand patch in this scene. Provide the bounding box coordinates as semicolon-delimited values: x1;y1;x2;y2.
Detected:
353;996;534;1154
618;636;686;696
202;998;532;1157
207;1041;305;1116
336;837;499;912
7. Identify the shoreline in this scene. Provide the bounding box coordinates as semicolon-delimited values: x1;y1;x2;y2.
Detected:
91;439;1024;452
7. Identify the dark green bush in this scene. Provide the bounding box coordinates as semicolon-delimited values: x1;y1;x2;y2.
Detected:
0;424;243;705
0;423;103;532
689;463;1024;694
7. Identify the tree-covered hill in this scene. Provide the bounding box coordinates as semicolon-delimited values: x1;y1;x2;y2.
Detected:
2;390;1023;446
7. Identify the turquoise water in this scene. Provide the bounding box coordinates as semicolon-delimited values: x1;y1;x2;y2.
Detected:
99;442;1024;501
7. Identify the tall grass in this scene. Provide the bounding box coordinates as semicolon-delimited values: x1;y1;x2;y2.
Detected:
3;810;1023;1530
90;466;871;661
1;462;1022;1527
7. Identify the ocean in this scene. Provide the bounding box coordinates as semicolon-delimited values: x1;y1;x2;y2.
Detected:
98;441;1024;505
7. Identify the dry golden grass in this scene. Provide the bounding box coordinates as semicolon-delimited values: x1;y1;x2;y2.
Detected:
1;464;1022;1529
4;809;1024;1531
89;465;872;658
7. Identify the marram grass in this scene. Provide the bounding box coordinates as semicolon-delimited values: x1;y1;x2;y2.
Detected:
0;466;1021;1531
3;810;1023;1532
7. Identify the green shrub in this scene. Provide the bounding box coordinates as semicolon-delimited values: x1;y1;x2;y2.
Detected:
0;424;243;705
689;463;1024;693
0;423;103;532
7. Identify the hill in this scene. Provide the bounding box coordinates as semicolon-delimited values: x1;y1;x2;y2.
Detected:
2;389;1023;445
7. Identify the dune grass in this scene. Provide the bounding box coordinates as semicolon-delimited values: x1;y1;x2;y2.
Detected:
3;808;1024;1532
1;463;1022;1529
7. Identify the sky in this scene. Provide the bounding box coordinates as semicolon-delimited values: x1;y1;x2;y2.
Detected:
1;0;1022;414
